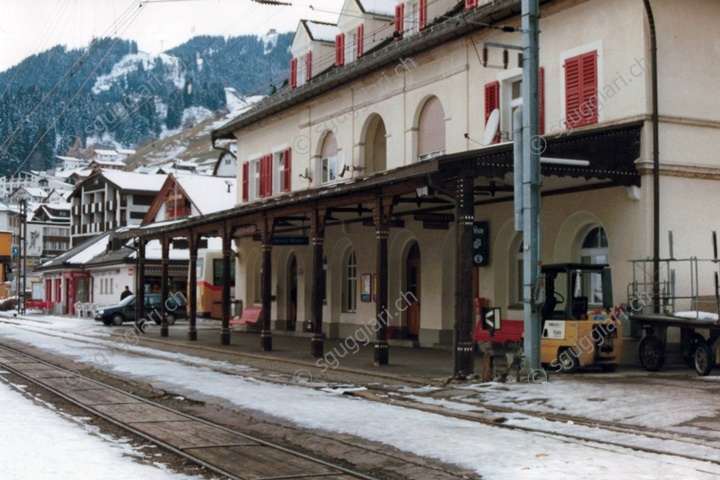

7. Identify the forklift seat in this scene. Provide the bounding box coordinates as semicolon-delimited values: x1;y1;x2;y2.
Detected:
572;296;588;319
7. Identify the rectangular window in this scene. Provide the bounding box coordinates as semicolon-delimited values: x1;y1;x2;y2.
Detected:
345;32;356;65
213;258;236;287
408;2;419;35
249;159;260;200
273;148;292;193
297;55;306;87
321;155;337;184
564;51;598;128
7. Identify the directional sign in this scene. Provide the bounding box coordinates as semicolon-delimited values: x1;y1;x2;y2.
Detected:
12;246;19;256
272;236;309;246
472;221;489;266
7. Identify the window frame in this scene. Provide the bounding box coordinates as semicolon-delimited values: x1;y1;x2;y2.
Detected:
343;249;358;313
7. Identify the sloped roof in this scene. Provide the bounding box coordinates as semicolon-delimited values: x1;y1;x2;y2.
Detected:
357;0;396;16
176;176;236;215
303;20;341;42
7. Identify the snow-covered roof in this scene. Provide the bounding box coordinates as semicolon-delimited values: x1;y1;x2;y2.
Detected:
304;20;341;42
92;159;126;166
142;239;190;261
358;0;397;16
93;149;119;156
102;171;167;192
117;149;136;155
66;235;110;265
56;155;89;163
14;187;47;198
177;176;237;215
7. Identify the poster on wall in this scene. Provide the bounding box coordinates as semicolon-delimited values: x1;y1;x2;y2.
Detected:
361;274;372;302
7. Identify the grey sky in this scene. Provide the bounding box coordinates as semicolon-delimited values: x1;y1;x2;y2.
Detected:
0;0;341;72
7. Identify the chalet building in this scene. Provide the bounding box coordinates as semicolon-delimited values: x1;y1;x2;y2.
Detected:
36;231;188;315
121;0;720;372
28;203;71;259
68;171;167;247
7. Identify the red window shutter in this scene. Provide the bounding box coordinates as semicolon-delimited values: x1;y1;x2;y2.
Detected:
289;58;297;88
395;4;404;39
419;0;427;30
484;81;500;144
356;24;364;58
283;148;292;192
581;52;598;125
335;33;345;66
539;66;545;135
466;0;479;8
305;51;312;81
565;51;597;128
264;154;273;197
242;161;249;202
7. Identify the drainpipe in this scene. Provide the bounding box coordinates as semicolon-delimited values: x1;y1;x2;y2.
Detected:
643;0;660;313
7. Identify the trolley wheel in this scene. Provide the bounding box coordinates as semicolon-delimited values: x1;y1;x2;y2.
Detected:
639;334;665;372
683;333;706;368
694;341;713;376
558;347;579;373
111;313;125;326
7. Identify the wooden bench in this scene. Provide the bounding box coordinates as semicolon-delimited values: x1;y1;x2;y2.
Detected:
230;306;262;327
474;319;524;343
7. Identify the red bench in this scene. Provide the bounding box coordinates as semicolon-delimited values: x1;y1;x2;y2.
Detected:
474;319;524;343
230;307;262;326
25;300;54;310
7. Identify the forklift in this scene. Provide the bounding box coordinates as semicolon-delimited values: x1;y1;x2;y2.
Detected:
541;263;623;372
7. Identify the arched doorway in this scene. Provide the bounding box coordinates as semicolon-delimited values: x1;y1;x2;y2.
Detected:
406;242;421;338
286;254;297;331
417;96;446;162
364;115;387;173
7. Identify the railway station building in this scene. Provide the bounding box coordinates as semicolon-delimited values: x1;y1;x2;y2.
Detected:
121;0;720;371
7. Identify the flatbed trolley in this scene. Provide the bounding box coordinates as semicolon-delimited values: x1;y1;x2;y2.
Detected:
632;313;720;375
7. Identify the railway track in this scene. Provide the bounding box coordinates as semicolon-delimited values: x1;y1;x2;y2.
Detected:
0;343;377;480
2;315;720;477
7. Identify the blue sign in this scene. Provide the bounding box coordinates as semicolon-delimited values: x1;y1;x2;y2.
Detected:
12;246;18;256
473;221;489;267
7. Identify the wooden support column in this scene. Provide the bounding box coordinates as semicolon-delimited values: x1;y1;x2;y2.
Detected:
373;197;392;366
260;217;274;351
188;231;198;341
310;208;326;358
160;237;170;337
221;225;232;345
135;238;146;331
454;173;475;377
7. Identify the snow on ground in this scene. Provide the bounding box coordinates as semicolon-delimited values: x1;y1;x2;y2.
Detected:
1;314;720;479
0;376;208;480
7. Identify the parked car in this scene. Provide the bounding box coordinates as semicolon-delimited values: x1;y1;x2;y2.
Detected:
94;293;187;326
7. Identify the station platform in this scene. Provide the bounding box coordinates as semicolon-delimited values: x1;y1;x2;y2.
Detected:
134;320;485;383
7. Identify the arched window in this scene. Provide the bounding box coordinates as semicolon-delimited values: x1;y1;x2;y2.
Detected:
417;96;446;161
343;249;357;313
320;132;338;184
579;226;609;305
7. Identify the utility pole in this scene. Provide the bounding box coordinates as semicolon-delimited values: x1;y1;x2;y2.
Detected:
19;199;27;315
520;0;542;373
